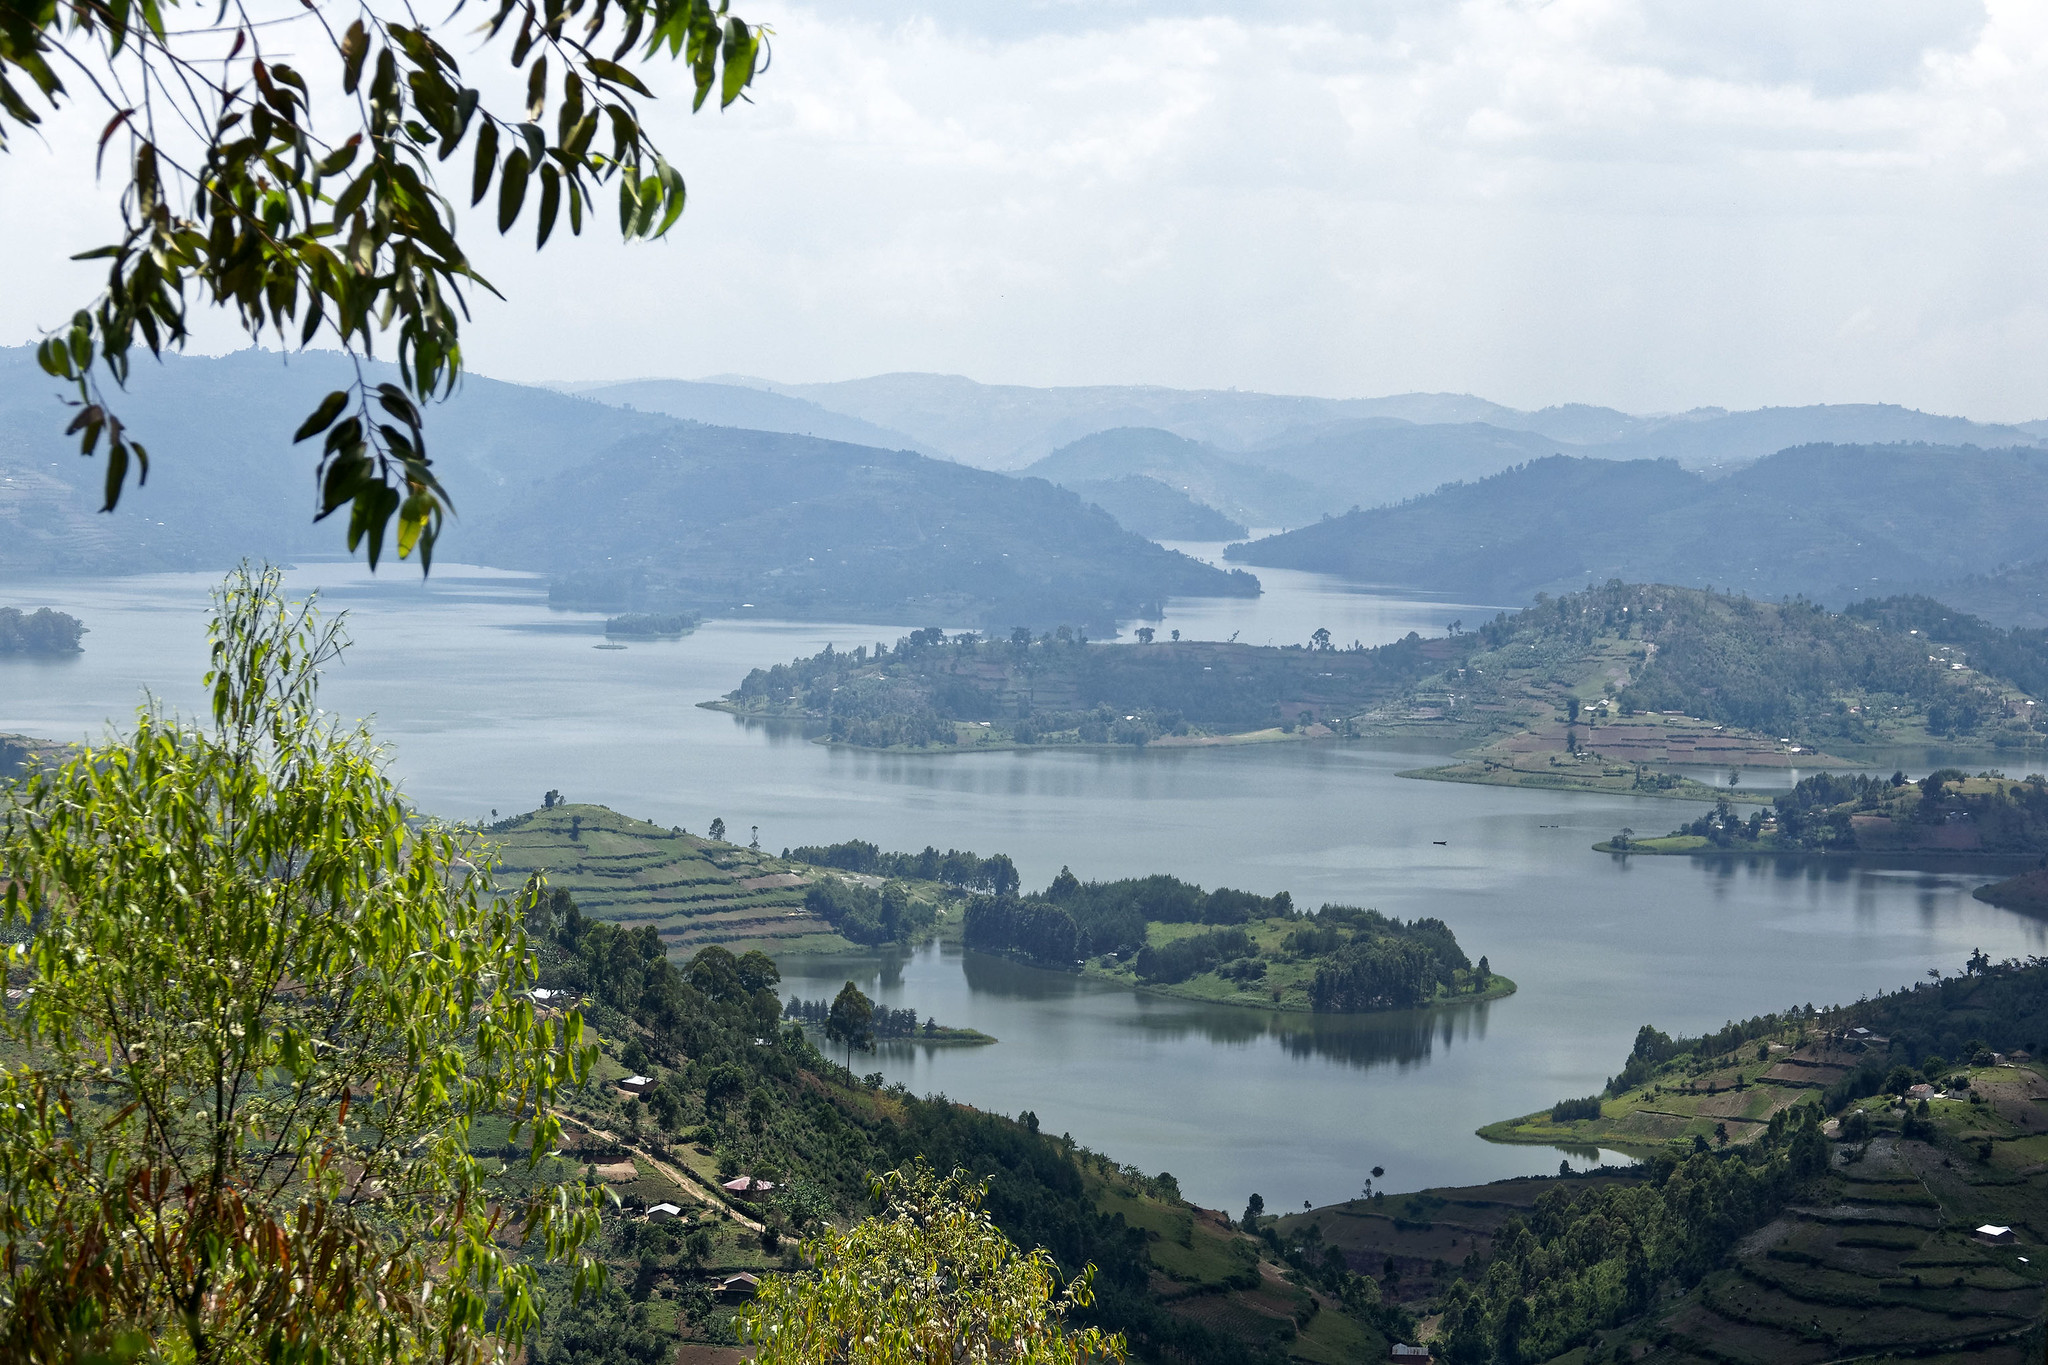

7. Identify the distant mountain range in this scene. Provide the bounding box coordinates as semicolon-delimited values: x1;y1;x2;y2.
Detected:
700;371;2045;473
0;349;1251;630
660;373;2048;537
1225;446;2048;614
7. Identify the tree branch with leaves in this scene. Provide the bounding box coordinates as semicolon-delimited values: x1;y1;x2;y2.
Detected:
1;0;762;567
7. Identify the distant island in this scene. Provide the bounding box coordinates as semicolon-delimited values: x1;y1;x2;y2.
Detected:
961;868;1509;1014
605;611;699;637
1600;769;2048;859
782;995;995;1045
0;607;85;654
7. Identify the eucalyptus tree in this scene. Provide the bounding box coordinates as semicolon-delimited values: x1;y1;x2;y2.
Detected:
2;0;761;566
740;1164;1125;1365
0;565;604;1362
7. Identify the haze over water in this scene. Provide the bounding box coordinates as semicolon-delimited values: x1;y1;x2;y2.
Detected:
4;561;2042;1211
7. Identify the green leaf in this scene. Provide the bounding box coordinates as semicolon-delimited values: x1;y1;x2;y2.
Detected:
293;391;350;443
497;150;530;232
582;59;653;97
341;20;370;94
525;56;548;122
536;165;561;248
472;121;500;205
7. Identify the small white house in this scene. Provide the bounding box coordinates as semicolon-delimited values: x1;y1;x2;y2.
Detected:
646;1202;683;1222
617;1075;656;1095
1977;1225;2018;1245
723;1175;777;1195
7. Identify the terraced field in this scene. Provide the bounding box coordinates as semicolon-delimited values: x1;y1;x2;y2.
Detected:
1643;1136;2041;1363
470;804;847;954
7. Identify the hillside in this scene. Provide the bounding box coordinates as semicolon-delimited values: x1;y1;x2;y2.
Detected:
710;626;1466;750
476;804;842;953
0;350;1258;631
480;427;1257;632
1605;771;2048;859
0;346;676;575
513;883;1416;1365
1227;444;2048;605
1064;474;1247;540
713;586;2048;797
1234;418;1565;510
574;377;934;454
1431;957;2048;1361
1023;427;1328;528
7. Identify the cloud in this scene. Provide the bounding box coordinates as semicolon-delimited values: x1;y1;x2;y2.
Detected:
5;0;2048;418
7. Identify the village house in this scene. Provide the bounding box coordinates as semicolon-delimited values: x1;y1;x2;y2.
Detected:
1389;1345;1432;1364
723;1175;777;1195
645;1202;683;1222
716;1272;761;1299
1976;1225;2018;1246
616;1074;657;1096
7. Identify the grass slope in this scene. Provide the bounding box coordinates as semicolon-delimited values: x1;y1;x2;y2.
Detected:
476;805;845;954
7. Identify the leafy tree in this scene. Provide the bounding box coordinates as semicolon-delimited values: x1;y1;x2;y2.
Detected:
740;1163;1125;1365
1310;626;1331;651
1134;626;1155;645
709;817;727;842
4;0;763;566
824;980;875;1071
0;566;603;1362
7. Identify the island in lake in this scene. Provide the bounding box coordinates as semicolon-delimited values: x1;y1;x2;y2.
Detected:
782;994;995;1045
961;868;1509;1013
0;607;85;654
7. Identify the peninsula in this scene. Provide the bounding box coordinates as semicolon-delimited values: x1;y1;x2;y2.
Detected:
706;583;2048;804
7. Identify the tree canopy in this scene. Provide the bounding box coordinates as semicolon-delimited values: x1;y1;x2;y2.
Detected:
1;0;761;566
0;565;603;1361
739;1163;1126;1365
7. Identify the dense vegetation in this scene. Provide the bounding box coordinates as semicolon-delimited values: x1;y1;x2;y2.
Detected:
801;878;938;946
961;869;1492;1014
0;607;84;653
720;625;1461;748
965;868;1293;965
1301;907;1478;1012
1228;444;2048;609
785;838;1020;895
1637;769;2048;855
604;612;699;637
1425;1113;1830;1362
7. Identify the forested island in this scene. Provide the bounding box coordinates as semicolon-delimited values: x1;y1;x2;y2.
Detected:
0;606;85;654
781;994;995;1045
1602;768;2048;859
961;868;1508;1013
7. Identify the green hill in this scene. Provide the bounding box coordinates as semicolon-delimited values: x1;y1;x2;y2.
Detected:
475;805;841;954
1226;444;2048;608
1063;474;1248;540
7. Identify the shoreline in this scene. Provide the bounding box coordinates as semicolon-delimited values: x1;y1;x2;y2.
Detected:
1402;762;1769;805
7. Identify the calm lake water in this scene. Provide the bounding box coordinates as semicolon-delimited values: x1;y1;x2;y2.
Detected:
4;560;2044;1213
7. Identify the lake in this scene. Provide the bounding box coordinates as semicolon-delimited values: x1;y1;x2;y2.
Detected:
4;560;2044;1213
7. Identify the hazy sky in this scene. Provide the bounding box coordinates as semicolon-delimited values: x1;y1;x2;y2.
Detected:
7;0;2048;417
